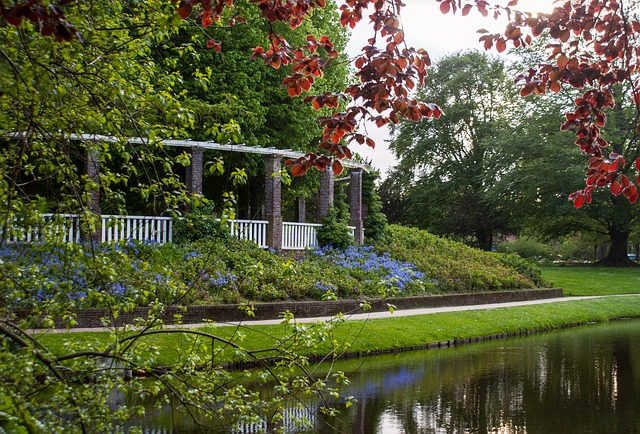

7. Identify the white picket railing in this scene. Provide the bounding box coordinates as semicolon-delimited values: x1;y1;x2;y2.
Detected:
3;214;354;250
282;222;321;250
229;219;268;248
282;222;356;250
0;213;82;244
101;215;173;244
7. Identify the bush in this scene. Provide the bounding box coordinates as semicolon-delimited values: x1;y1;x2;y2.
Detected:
494;237;553;259
375;225;540;292
172;203;230;244
316;207;354;250
493;253;549;287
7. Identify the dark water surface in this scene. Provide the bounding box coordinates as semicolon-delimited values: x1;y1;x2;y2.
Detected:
133;320;640;433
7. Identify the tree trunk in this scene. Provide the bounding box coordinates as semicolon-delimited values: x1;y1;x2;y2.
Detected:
597;227;636;267
475;229;493;251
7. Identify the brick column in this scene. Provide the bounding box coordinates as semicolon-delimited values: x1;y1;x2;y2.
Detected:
265;154;283;251
349;168;364;245
185;147;204;195
318;168;334;219
84;147;101;241
295;197;306;223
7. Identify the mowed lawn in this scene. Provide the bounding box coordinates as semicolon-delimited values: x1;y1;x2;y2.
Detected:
541;266;640;296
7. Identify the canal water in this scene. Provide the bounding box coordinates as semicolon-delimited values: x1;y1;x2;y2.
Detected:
132;320;640;433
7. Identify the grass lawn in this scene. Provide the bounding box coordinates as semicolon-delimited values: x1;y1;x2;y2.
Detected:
541;265;640;296
39;296;640;366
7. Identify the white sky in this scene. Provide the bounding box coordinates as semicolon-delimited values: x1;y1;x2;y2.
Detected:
344;0;558;176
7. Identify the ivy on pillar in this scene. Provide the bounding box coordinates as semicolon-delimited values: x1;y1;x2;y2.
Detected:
349;168;364;245
185;147;205;195
318;168;334;219
265;154;283;251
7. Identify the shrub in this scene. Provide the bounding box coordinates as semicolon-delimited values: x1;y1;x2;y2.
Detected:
494;237;553;259
493;253;549;287
316;207;354;250
172;203;230;244
375;225;539;292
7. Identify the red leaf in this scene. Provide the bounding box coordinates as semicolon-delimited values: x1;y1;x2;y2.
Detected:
440;1;451;14
496;38;507;53
177;1;192;19
573;194;585;209
291;165;307;177
332;160;344;175
206;40;221;51
610;181;622;196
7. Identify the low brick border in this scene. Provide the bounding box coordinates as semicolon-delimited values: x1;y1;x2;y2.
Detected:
35;288;562;329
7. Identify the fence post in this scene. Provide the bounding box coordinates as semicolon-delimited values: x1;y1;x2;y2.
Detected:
264;154;283;251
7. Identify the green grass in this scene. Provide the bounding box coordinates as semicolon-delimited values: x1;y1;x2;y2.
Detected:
38;296;640;366
541;266;640;296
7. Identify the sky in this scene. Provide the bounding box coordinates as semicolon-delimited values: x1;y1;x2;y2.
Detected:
344;0;558;176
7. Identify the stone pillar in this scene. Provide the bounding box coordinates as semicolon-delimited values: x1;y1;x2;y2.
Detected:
84;147;102;242
185;147;204;195
295;197;306;223
264;154;283;251
318;168;334;219
349;168;364;245
84;148;101;216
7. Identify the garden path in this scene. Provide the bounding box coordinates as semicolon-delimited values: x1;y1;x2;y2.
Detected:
44;295;636;333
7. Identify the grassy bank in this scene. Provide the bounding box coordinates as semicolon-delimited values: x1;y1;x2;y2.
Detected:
39;296;640;366
541;266;640;296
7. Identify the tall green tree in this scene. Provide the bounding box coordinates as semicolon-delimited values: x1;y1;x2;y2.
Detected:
384;51;518;250
492;76;640;265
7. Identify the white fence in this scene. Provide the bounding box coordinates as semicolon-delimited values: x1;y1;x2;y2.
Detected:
283;222;322;250
229;219;268;248
3;214;355;250
101;215;173;244
0;213;82;244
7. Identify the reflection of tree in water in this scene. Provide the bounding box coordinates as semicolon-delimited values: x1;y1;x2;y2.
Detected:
325;321;640;434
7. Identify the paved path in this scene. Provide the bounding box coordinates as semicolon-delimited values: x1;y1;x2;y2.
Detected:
40;295;637;333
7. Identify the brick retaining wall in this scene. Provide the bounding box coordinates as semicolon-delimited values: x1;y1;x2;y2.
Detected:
33;288;563;329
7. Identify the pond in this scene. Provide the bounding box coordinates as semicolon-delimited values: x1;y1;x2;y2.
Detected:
130;320;640;433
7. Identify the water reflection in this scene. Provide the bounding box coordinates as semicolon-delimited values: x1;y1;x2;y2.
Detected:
326;320;640;434
129;320;640;433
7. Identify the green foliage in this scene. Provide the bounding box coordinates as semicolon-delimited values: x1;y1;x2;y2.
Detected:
375;225;540;292
495;237;554;259
386;51;517;251
172;203;230;244
493;252;548;288
317;207;354;250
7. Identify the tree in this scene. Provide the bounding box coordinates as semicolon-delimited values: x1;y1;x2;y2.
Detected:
384;51;517;250
483;36;640;265
436;0;640;210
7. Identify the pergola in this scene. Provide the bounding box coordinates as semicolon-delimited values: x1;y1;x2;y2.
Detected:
75;134;371;248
